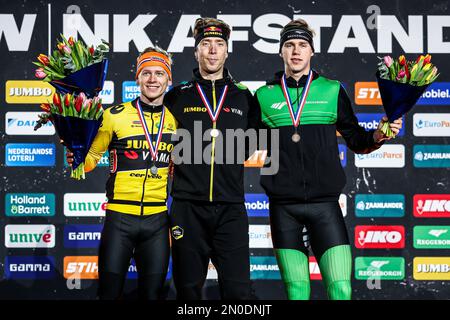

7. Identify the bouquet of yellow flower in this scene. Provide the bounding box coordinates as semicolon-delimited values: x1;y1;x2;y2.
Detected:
33;35;109;179
376;54;439;137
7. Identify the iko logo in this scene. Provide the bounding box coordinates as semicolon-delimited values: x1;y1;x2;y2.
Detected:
4;256;56;279
6;112;55;135
414;257;450;280
354;225;405;249
250;256;280;280
245;193;269;217
249;225;272;249
309;257;322;280
339;144;347;167
5;193;55;217
5;225;55;248
355;257;405;280
122;81;140;102
356;113;404;136
355;194;405;218
64;225;103;248
5;80;55;104
413;145;450;168
64;256;99;279
339;194;347;217
64;193;107;217
99;80;114;104
354;82;381;105
355;144;405;168
5;143;55;166
414;226;450;249
413;113;450;137
413;194;450;218
416;82;450;105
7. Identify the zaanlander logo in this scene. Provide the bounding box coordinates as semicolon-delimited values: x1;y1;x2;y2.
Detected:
64;225;103;248
413;113;450;137
5;143;55;166
354;225;405;249
414;257;450;280
64;193;107;217
355;144;405;168
249;225;272;248
64;256;99;279
414;226;450;249
5;193;55;217
5;112;55;135
413;145;450;167
355;257;405;280
416;82;450;105
250;256;280;280
5;256;56;279
413;194;450;218
5;80;55;104
5;225;55;248
245;193;269;217
355;194;405;218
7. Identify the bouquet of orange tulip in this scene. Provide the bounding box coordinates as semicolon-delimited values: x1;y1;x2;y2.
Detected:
376;54;439;137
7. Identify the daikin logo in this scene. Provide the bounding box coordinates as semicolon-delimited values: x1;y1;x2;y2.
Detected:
6;112;55;135
5;225;55;248
99;81;114;104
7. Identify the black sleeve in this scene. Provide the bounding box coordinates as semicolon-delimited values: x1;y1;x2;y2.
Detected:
336;84;384;154
246;89;262;130
163;86;180;121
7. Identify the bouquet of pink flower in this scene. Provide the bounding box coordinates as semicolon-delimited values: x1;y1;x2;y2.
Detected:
33;35;109;179
376;54;439;137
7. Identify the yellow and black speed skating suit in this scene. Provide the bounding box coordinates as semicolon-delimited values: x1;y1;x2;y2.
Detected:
85;98;176;299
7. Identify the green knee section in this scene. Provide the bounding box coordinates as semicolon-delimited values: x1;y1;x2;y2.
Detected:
318;244;352;300
327;280;352;300
275;249;310;300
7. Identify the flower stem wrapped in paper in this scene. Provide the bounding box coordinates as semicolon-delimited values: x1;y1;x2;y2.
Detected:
33;34;109;179
376;54;439;137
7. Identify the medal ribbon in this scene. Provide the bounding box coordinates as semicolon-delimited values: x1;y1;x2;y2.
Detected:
196;83;228;125
281;70;313;128
136;99;166;162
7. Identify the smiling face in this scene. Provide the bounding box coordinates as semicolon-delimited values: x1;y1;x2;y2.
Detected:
136;65;171;105
280;39;314;79
195;37;228;77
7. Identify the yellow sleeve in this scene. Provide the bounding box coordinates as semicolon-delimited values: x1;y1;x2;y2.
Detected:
84;109;114;173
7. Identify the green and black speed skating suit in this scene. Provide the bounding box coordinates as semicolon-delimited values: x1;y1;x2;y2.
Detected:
255;70;383;300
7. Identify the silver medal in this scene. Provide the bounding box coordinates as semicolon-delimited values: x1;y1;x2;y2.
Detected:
150;165;158;175
210;128;219;138
292;133;301;143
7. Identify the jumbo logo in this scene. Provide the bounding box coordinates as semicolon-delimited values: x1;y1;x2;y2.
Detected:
354;82;381;105
413;194;450;218
5;80;55;104
64;256;98;279
354;225;405;249
413;257;450;280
